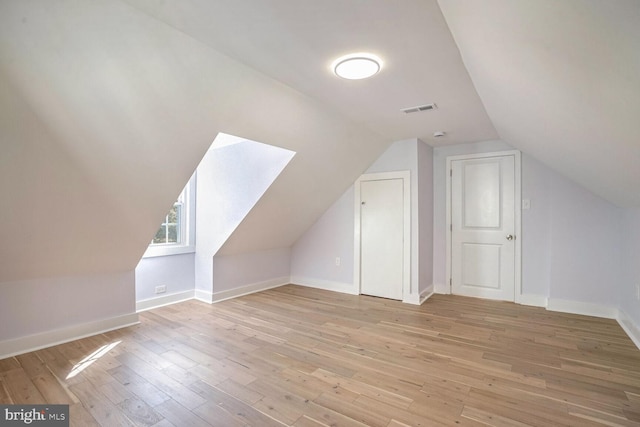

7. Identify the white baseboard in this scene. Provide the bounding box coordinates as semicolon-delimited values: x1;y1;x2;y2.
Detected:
547;298;618;319
211;276;289;303
404;286;434;305
419;289;434;305
518;293;548;308
403;294;419;305
617;310;640;351
194;289;213;303
136;290;195;312
434;283;450;294
0;313;139;360
290;276;358;295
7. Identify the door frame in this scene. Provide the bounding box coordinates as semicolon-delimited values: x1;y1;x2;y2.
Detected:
445;150;522;303
354;171;411;302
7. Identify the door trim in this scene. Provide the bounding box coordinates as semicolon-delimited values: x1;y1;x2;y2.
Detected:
445;150;522;303
354;171;411;302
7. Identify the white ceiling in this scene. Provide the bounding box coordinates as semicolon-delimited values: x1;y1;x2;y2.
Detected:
438;0;640;207
124;0;640;207
1;0;638;282
0;0;390;280
123;0;498;147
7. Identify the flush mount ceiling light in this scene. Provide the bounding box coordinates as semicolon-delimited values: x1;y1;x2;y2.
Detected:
332;53;382;80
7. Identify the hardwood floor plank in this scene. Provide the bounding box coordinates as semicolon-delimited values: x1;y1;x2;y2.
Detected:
187;379;284;427
115;351;206;410
32;372;75;404
16;352;75;404
108;365;171;408
97;379;134;405
190;400;249;427
311;368;412;408
1;368;45;404
153;398;212;427
117;397;163;426
0;357;20;373
1;286;639;426
215;378;264;405
69;380;136;426
461;405;532;427
293;415;333;427
69;402;100;427
314;392;390;427
160;350;199;370
568;403;640;427
464;387;606;427
0;376;14;404
15;353;48;377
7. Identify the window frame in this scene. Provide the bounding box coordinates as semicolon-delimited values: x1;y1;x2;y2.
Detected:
143;174;196;258
152;198;183;246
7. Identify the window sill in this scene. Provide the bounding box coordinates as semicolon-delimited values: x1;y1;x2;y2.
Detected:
142;244;195;258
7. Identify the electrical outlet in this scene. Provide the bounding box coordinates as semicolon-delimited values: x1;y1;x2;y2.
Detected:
335;257;341;266
636;284;640;301
155;285;167;294
522;199;531;210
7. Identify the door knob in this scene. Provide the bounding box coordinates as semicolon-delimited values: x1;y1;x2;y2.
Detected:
506;234;514;241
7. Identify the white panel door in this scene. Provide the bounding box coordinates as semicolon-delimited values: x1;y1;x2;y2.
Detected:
360;179;404;300
451;156;515;301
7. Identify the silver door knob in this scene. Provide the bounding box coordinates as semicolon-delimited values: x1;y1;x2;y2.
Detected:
506;234;514;241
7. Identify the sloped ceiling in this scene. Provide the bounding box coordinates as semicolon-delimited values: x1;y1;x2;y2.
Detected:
0;0;496;280
120;0;500;255
438;0;640;207
0;0;389;281
2;0;636;282
123;0;498;146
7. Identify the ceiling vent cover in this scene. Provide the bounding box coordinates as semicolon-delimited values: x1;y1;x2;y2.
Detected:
401;103;437;114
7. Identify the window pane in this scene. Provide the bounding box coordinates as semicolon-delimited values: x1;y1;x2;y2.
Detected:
167;205;178;223
150;197;184;246
167;225;178;243
153;224;167;244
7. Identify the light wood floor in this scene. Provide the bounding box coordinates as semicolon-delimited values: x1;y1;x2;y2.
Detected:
2;285;640;426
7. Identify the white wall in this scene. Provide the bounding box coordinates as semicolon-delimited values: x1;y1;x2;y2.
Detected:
621;208;640;334
546;167;623;309
211;248;291;301
135;253;195;302
0;271;137;358
520;154;553;298
433;140;626;316
290;186;355;293
418;141;434;296
291;138;431;303
520;152;624;314
194;137;294;297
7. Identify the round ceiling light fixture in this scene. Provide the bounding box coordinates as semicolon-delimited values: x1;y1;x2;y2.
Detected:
332;53;382;80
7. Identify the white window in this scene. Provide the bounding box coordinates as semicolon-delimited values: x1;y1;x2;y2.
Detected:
143;174;196;258
152;192;185;245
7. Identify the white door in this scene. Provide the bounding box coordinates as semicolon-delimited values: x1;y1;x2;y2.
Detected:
451;155;516;301
360;179;404;300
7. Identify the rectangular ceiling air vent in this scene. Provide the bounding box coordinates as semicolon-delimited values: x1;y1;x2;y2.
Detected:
401;103;437;114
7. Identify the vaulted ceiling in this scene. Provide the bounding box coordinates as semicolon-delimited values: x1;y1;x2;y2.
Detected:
0;0;637;281
438;0;640;208
124;0;640;208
